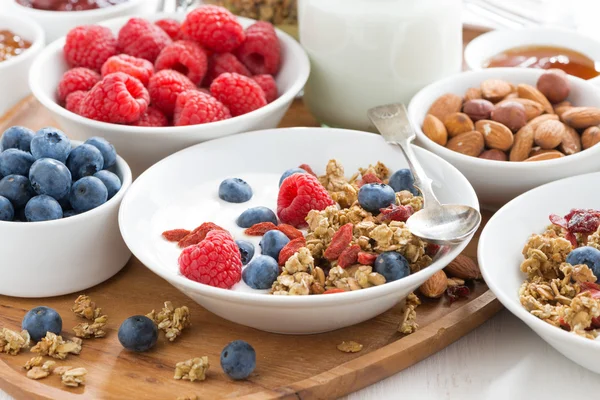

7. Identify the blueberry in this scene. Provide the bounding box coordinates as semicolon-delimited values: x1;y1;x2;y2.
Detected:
66;144;104;181
118;315;158;352
374;252;410;282
242;255;279;289
0;195;14;221
25;195;63;222
0;149;35;177
358;183;396;214
236;240;255;265
236;206;277;228
93;170;121;199
22;306;62;342
220;340;256;380
63;209;79;218
70;176;108;212
84;137;117;169
1;126;35;152
29;158;72;200
218;178;253;203
57;195;72;210
30;127;71;163
0;175;34;209
567;246;600;279
389;169;418;195
279;168;306;186
259;230;289;259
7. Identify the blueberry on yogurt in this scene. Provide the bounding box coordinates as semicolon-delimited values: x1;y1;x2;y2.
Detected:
236;206;277;228
278;167;306;186
242;255;279;289
259;230;289;259
236;240;255;265
219;178;253;203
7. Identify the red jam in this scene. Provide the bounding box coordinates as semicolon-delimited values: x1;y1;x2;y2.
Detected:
16;0;129;11
0;30;32;62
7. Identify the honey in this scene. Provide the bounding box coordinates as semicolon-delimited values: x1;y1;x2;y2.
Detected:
484;45;600;80
0;30;32;63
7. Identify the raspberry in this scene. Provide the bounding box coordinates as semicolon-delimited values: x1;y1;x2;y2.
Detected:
210;73;267;117
173;90;231;126
235;21;280;75
101;54;154;86
252;74;277;103
132;106;168;127
155;40;208;85
118;18;172;63
277;173;335;228
57;68;100;102
64;90;87;114
155;18;181;40
203;53;250;86
181;5;245;53
79;72;150;124
178;229;242;289
147;70;196;116
63;25;118;71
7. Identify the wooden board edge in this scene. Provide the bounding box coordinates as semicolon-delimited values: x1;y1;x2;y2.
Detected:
240;291;502;400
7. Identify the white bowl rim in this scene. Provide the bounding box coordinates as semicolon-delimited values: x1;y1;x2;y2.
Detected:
0;13;45;70
28;13;310;136
119;127;480;306
408;67;600;169
478;170;600;351
12;0;146;16
0;139;132;227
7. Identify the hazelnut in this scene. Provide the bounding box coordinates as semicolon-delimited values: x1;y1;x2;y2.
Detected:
582;126;600;149
491;101;527;132
463;99;494;122
479;149;507;161
536;69;570;104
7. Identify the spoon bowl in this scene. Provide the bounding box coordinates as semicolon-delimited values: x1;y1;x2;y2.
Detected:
406;204;482;245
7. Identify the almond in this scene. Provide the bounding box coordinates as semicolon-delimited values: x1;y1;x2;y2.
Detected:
502;92;519;101
517;83;553;114
427;93;463;121
479;148;507;161
444;112;474;137
444;255;481;280
481;79;513;102
464;87;482;101
582;126;600;149
446;131;484;157
419;270;448;298
509;124;535;161
561;107;600;129
559;125;581;155
498;98;543;121
475;119;514;151
553;101;572;118
422;114;448;146
534;120;565;149
524;151;565;161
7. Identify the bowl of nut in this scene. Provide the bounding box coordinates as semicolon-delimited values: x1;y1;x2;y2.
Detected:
408;67;600;210
28;6;310;178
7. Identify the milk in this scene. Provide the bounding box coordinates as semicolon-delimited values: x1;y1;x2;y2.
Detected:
298;0;462;131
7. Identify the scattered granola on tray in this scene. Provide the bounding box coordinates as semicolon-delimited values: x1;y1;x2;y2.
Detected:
60;367;88;387
0;328;30;355
25;359;56;380
337;341;363;353
72;295;109;339
174;357;210;382
519;209;600;339
31;332;82;359
147;301;191;342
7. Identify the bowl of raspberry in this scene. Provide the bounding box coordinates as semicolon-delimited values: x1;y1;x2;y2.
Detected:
119;127;479;334
28;6;310;178
0;125;132;298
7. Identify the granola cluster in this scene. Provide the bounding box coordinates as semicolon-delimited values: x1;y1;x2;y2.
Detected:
0;328;30;355
519;215;600;339
204;0;297;26
72;295;108;339
174;356;210;382
147;301;191;342
31;332;82;359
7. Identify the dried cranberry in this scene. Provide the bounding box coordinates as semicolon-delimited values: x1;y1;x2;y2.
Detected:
378;204;414;222
446;285;470;304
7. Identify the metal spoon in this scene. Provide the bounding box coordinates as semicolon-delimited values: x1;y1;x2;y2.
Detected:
367;103;482;245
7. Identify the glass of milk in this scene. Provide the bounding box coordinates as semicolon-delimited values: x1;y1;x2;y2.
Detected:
298;0;463;131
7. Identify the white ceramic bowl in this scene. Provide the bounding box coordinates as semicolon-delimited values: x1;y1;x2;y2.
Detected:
5;0;160;43
0;141;133;298
119;127;480;334
479;172;600;374
0;13;44;116
464;27;600;84
29;12;310;178
408;68;600;211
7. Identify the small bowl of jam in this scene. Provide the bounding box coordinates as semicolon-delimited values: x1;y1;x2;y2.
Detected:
464;27;600;83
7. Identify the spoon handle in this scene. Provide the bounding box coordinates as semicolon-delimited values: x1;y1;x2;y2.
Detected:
367;104;441;209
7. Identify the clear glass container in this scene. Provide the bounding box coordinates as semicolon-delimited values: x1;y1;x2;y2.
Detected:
298;0;463;131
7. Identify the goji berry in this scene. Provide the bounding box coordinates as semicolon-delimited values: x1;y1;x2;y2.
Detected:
559;317;571;330
244;222;278;236
323;223;354;261
323;288;346;294
580;281;600;299
278;237;306;266
178;222;224;248
446;285;470;304
338;244;360;268
162;228;191;242
298;163;317;176
357;173;382;187
277;223;304;240
357;251;377;266
425;243;441;257
378;204;414;222
592;317;600;329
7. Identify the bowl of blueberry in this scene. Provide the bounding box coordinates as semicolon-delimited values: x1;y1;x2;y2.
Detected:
0;125;132;298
